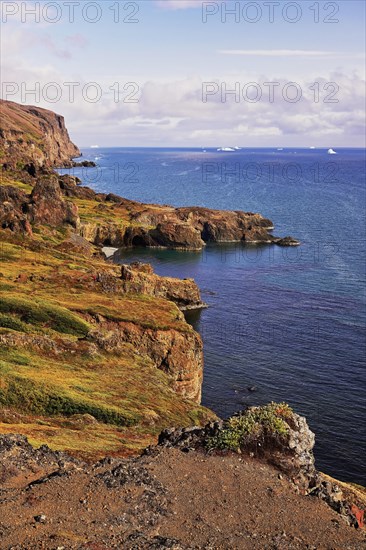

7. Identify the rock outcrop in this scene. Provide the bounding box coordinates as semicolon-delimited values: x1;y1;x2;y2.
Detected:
28;175;79;228
158;404;318;489
0;175;80;231
79;202;300;250
89;319;204;403
120;262;207;310
0;185;32;234
0;99;80;171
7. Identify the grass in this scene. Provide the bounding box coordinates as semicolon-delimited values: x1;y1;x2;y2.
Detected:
0;218;214;459
207;402;293;452
0;313;29;333
0;295;90;337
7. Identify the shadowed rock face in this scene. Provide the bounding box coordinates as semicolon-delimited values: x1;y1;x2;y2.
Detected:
0;99;80;170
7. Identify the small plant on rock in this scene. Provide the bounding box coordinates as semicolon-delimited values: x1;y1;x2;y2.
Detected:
207;402;293;452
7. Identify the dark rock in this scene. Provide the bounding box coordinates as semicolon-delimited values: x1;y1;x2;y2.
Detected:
274;236;301;246
28;175;79;228
72;160;97;168
34;514;46;523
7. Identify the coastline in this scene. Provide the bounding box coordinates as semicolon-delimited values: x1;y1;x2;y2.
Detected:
0;100;365;545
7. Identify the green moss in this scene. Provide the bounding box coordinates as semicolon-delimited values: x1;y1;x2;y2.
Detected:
207;402;293;452
0;295;90;337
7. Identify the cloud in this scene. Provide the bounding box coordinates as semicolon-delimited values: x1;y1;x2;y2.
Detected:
67;34;88;48
154;0;202;10
219;50;364;58
1;53;365;147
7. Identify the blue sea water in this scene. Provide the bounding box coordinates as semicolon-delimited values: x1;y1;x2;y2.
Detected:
60;147;366;485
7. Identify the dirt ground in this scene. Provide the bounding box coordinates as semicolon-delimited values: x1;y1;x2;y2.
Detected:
0;441;365;550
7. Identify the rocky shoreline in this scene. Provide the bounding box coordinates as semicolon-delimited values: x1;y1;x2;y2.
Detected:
1;99;300;252
0;99;364;548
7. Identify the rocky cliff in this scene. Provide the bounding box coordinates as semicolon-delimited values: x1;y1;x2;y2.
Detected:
0;99;80;171
0;101;302;453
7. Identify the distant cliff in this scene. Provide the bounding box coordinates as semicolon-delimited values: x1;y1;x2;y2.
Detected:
0;99;80;171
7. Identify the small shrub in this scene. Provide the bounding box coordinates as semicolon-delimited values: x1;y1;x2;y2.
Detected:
207;402;293;452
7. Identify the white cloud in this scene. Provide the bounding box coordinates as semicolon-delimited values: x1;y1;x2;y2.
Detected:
154;0;202;10
219;50;364;58
1;44;365;147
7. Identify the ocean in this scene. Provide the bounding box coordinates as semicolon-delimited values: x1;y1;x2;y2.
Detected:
59;147;366;485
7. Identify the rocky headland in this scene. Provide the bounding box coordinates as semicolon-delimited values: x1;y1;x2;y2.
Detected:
0;100;364;548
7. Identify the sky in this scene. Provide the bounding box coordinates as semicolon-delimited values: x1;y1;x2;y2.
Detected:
1;0;365;147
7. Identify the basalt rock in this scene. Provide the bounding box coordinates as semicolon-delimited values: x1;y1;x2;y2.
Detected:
79;199;299;250
273;236;301;246
120;262;207;310
0;185;32;235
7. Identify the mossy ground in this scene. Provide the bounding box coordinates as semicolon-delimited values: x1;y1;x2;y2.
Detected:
0;178;214;458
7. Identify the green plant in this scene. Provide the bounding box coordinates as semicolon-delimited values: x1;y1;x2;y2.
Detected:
207;402;293;452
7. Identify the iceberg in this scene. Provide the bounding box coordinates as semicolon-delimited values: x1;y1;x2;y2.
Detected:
328;148;337;155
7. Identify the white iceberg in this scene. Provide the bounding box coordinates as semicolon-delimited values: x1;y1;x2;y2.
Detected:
217;147;236;152
328;148;337;155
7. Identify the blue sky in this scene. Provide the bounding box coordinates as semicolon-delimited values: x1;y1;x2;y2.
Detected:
1;0;365;146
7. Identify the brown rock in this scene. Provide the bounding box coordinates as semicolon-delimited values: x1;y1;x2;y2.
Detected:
0;185;32;235
120;262;207;310
28;176;79;228
89;321;204;403
0;99;80;171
